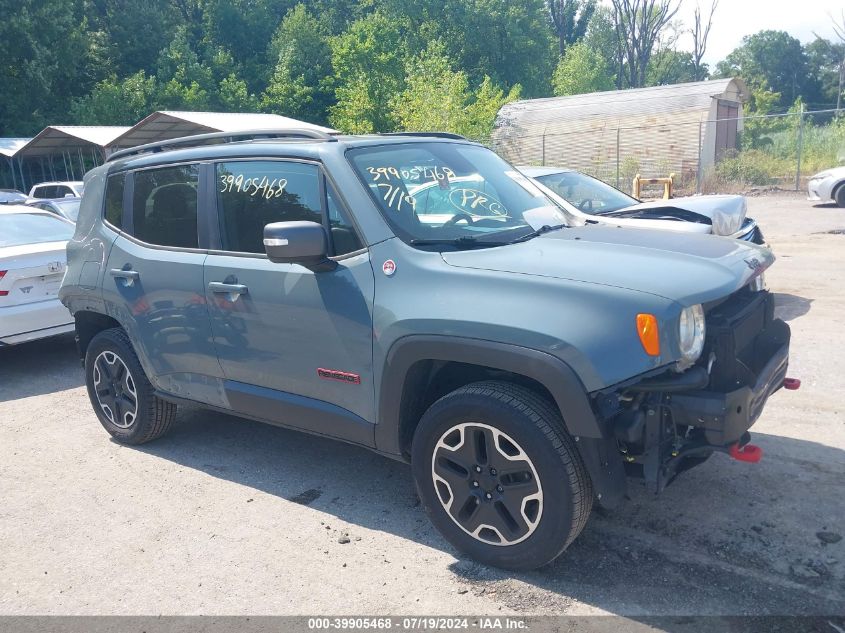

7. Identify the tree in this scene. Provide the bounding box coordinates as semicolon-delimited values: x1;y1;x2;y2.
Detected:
547;0;597;56
828;10;845;110
391;42;471;133
805;37;845;108
691;0;718;82
0;0;89;134
262;5;333;124
646;49;697;85
328;12;407;132
552;41;614;95
715;31;814;108
70;72;158;125
389;41;520;139
609;0;680;88
85;0;181;77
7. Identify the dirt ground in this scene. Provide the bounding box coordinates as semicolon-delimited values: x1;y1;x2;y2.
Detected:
0;193;843;618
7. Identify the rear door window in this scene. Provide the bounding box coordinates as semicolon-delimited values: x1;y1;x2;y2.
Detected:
130;164;199;248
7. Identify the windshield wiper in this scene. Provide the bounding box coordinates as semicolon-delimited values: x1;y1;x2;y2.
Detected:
409;236;493;248
508;223;568;244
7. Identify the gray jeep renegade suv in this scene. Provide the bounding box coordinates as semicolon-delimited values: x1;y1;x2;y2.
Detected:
60;129;793;570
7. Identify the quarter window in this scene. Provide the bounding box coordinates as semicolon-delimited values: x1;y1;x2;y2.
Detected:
216;161;322;254
131;165;199;248
104;173;125;229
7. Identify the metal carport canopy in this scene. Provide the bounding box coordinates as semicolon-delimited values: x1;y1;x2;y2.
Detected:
15;126;131;157
109;111;337;148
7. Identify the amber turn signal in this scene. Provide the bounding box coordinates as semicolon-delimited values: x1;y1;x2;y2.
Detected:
636;313;660;356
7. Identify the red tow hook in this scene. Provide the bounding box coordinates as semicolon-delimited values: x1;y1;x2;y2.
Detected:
729;442;763;463
783;377;801;390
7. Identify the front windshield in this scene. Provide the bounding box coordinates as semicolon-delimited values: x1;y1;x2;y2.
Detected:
348;143;567;248
55;200;81;222
534;171;638;215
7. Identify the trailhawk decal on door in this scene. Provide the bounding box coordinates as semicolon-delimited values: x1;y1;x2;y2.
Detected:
317;368;362;385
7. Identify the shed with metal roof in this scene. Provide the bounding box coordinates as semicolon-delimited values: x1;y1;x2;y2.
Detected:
492;78;748;189
110;111;337;149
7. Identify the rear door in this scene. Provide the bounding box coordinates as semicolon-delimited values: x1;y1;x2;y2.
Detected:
203;158;376;441
102;162;223;405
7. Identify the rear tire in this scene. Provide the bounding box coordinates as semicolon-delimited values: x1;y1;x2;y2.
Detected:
834;184;845;208
84;328;177;445
411;381;592;570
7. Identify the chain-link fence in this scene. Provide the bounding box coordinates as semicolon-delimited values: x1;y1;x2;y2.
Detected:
489;108;845;197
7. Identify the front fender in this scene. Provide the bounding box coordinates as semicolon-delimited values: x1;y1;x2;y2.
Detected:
375;335;627;508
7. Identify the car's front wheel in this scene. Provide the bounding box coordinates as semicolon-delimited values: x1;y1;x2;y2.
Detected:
84;328;177;444
411;381;593;570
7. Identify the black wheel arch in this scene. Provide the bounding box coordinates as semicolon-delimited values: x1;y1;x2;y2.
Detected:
377;335;627;508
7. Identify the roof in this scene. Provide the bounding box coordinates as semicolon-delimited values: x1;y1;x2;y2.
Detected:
108;133;473;172
0;138;32;158
16;126;130;157
110;111;338;148
496;78;748;129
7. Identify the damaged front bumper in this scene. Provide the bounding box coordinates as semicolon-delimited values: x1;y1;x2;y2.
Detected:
606;289;792;494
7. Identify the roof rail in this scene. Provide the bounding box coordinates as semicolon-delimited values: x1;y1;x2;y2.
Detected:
106;128;337;163
378;131;467;140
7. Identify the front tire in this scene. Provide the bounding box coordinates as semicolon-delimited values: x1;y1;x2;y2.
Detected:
411;381;593;570
84;328;177;444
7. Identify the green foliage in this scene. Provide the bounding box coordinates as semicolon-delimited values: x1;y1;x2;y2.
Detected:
262;5;333;124
0;0;89;133
328;11;408;132
390;41;520;138
739;87;785;150
646;49;698;86
548;0;597;55
714;30;817;108
552;41;614;95
71;72;158;126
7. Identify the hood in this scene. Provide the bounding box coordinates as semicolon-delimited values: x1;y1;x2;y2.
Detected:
441;225;772;305
605;194;747;236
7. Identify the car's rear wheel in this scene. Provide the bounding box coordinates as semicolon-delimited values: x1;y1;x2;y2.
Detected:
411;381;593;570
834;184;845;208
84;328;177;444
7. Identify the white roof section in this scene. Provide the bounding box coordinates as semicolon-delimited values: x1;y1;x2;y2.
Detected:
111;111;337;148
16;126;131;157
0;138;32;158
496;78;748;128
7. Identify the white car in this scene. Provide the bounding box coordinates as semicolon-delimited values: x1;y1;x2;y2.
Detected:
519;167;763;244
0;205;75;346
807;166;845;207
28;181;84;200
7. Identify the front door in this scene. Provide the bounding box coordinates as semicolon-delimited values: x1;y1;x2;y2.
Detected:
203;159;375;444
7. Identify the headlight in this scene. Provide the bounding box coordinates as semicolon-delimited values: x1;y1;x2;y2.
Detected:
811;170;832;180
749;272;766;292
678;304;705;368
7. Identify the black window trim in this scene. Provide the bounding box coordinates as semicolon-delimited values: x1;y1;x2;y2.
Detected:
205;156;367;260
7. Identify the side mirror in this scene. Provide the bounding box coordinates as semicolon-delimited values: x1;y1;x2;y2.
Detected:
263;221;337;272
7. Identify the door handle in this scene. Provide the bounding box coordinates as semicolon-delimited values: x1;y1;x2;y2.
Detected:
209;281;249;300
110;268;140;286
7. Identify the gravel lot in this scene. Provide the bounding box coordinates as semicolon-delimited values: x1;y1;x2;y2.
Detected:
0;193;843;617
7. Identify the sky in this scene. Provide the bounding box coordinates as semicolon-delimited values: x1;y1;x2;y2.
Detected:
609;0;845;66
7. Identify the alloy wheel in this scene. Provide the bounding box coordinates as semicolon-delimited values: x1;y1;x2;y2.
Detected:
92;351;138;429
431;422;543;546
